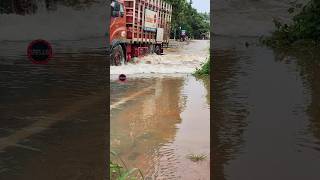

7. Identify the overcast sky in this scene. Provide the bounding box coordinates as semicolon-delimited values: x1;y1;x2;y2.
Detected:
192;0;210;13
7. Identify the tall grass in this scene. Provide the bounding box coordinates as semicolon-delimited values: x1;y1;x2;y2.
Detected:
110;151;144;180
194;57;210;76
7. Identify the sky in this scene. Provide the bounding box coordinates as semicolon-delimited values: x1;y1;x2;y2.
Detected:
192;0;210;13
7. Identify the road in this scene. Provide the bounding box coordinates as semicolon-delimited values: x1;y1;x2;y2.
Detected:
110;40;209;77
110;40;210;179
0;38;106;180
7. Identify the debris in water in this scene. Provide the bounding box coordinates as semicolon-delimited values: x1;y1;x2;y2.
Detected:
186;153;207;162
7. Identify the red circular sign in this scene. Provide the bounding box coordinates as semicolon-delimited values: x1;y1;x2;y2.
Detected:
119;74;126;82
27;39;53;64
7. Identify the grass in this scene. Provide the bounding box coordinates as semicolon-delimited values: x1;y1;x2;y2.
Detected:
110;151;208;179
110;151;144;180
186;153;207;162
193;57;210;76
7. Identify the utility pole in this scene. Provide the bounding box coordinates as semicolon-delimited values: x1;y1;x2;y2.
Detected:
190;0;193;5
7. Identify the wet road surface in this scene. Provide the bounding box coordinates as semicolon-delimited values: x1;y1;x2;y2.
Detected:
0;37;107;180
110;40;209;75
111;75;210;179
110;40;210;179
213;0;320;179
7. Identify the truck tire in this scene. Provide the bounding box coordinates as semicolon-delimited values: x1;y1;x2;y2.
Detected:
111;45;125;66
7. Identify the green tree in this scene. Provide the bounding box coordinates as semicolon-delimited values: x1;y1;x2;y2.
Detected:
164;0;209;39
264;0;320;47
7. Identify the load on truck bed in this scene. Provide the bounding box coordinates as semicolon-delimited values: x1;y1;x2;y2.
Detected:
110;0;172;66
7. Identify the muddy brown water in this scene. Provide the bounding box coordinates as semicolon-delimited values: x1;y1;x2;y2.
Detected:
110;75;210;179
110;40;210;179
213;35;320;180
0;38;107;179
213;0;320;179
1;3;106;179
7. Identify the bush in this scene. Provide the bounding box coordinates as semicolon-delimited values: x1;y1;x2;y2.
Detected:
194;58;210;76
262;0;320;48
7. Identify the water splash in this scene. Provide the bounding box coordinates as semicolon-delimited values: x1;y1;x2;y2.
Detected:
110;40;209;76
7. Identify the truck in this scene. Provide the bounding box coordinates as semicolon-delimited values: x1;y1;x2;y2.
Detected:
110;0;172;66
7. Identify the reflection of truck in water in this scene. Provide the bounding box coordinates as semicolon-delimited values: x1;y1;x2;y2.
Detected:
110;0;172;66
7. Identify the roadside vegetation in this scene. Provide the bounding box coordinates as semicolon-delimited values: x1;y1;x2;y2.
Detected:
164;0;210;39
110;151;144;180
262;0;320;48
194;57;210;105
194;57;210;76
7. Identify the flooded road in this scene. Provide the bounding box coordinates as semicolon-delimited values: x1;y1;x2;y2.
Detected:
0;1;107;179
110;40;209;76
213;0;320;179
111;75;210;179
0;37;107;179
110;40;210;179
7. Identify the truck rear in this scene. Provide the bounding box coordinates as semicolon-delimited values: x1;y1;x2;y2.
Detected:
110;0;172;66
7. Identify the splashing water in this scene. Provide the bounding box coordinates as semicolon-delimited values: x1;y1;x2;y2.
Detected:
110;40;209;78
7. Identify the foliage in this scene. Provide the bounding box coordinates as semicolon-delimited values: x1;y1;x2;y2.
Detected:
164;0;210;39
263;0;320;47
194;57;210;76
110;151;144;180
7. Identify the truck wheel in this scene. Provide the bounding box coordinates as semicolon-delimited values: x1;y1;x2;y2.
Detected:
111;45;125;66
155;45;161;55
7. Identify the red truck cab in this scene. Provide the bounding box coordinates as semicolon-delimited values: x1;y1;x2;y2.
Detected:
110;0;127;65
110;0;172;66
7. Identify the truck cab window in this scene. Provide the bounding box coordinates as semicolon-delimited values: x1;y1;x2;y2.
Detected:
111;2;114;16
111;1;123;17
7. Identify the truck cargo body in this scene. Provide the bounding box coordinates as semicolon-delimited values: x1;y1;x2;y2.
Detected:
110;0;172;65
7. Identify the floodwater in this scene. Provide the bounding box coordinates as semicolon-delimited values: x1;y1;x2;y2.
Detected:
213;0;320;179
110;40;210;179
111;75;210;179
0;37;107;180
110;40;209;76
0;1;107;179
